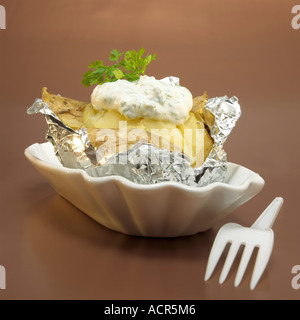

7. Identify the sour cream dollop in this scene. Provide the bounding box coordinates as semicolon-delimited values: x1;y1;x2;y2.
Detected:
91;76;193;125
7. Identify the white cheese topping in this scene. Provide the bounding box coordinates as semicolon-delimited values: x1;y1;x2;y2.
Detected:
91;76;193;125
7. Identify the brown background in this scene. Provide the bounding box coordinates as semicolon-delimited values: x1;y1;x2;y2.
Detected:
0;0;300;300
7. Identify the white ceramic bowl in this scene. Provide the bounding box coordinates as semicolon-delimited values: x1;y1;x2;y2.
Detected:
25;142;265;237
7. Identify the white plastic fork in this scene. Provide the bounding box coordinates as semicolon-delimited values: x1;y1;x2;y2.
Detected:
204;197;284;290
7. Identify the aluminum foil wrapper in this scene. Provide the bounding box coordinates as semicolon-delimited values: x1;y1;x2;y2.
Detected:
27;92;241;187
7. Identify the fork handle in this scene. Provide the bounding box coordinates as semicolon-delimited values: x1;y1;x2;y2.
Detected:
251;197;284;230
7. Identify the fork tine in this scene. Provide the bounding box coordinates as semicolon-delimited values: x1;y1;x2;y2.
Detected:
234;244;255;287
219;242;240;284
250;233;274;290
204;234;228;281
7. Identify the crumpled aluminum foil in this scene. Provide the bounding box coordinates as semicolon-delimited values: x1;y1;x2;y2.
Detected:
27;89;241;187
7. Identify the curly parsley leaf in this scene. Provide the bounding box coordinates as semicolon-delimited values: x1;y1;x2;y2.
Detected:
82;47;156;87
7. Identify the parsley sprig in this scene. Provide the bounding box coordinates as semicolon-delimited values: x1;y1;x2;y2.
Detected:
82;47;157;87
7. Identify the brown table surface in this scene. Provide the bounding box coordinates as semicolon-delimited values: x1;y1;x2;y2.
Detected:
0;0;300;300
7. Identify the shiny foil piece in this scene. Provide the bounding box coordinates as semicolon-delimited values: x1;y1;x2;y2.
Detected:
27;94;241;187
